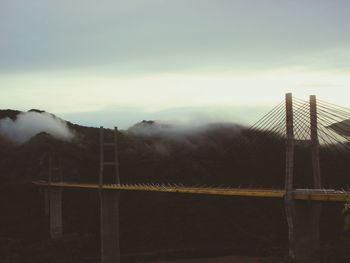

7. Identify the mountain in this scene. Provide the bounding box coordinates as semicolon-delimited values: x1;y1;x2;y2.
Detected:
328;119;350;137
0;110;350;262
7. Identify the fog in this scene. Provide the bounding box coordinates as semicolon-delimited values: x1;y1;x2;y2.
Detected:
0;111;74;143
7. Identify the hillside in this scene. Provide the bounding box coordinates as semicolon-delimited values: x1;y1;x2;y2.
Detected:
1;110;350;262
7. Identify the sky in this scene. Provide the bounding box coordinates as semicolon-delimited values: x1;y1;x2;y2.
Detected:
1;0;350;128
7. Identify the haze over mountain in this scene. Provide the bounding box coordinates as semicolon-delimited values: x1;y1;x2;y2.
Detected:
0;111;74;143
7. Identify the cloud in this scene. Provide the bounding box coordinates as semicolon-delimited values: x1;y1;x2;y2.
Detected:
128;120;243;137
126;120;245;155
128;119;242;141
0;111;74;143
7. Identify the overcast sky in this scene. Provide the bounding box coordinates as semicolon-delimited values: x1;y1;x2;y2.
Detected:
1;0;350;128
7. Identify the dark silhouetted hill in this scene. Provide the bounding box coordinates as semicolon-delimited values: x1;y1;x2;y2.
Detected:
1;110;350;262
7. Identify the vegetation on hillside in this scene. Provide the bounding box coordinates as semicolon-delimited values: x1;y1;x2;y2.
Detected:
1;110;350;262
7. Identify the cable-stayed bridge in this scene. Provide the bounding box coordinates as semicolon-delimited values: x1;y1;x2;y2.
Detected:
33;93;350;263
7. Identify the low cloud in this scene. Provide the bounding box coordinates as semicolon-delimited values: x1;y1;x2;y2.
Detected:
127;120;245;155
128;120;243;138
0;111;74;143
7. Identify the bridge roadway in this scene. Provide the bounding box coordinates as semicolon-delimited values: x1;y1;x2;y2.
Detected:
33;181;349;202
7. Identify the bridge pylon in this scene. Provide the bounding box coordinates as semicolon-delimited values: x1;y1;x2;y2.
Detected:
45;153;63;239
99;127;121;263
285;93;322;262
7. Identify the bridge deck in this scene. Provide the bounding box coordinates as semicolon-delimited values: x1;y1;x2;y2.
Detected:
33;181;349;202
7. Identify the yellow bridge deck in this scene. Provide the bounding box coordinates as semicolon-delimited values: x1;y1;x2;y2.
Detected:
33;181;350;202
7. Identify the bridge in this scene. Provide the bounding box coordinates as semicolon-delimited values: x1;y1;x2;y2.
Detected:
33;181;350;202
33;93;350;263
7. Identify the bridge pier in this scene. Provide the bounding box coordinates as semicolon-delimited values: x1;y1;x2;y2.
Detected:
49;188;63;239
44;188;50;217
285;93;322;262
288;201;321;262
100;191;120;263
99;127;121;263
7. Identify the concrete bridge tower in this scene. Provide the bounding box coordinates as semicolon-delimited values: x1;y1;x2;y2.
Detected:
285;93;322;261
99;127;121;263
46;153;63;239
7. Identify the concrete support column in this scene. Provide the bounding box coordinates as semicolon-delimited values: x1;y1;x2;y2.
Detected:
99;126;121;263
284;93;296;258
291;201;321;262
100;191;120;263
310;95;321;189
50;188;63;239
285;93;321;262
44;188;50;217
